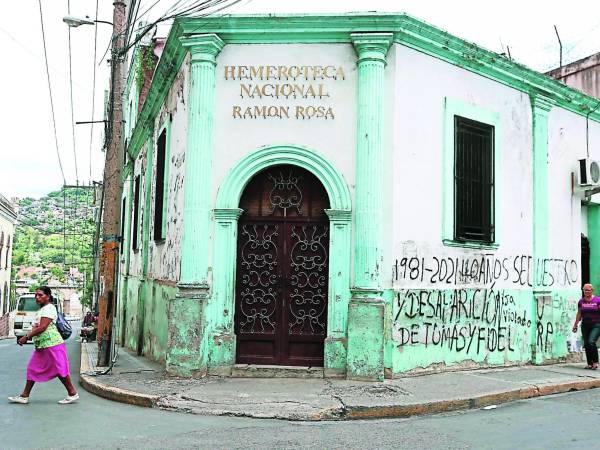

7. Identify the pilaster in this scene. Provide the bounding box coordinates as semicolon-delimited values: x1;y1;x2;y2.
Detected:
351;32;392;291
347;33;392;381
530;94;555;364
207;208;243;373
166;34;224;377
179;34;225;287
324;209;352;374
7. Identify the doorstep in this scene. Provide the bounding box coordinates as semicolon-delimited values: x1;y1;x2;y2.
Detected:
231;364;325;378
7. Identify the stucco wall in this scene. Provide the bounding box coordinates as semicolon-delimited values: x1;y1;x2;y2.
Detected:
210;43;358;273
386;43;597;373
147;55;189;282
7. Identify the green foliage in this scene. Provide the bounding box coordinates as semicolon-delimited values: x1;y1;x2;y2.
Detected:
135;43;157;93
12;187;97;306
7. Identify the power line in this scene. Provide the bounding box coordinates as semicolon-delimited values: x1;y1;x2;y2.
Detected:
89;0;100;182
37;0;67;186
67;0;79;184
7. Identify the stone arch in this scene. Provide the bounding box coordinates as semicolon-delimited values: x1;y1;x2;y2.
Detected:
216;145;351;210
208;145;352;374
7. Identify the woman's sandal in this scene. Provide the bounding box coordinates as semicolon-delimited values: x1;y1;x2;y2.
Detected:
585;365;594;369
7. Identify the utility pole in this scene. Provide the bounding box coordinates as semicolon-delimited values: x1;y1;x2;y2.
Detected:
97;0;128;366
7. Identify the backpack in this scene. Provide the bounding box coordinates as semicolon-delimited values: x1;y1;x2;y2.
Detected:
55;312;72;340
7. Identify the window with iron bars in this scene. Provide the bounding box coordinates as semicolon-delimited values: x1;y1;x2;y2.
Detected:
454;115;495;243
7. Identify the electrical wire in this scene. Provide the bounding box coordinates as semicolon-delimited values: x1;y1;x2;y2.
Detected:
89;0;100;183
67;0;79;185
37;0;67;186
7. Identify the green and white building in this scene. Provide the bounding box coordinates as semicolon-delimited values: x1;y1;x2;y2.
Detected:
117;13;600;380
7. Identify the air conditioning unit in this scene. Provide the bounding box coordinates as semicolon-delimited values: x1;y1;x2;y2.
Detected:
579;158;600;186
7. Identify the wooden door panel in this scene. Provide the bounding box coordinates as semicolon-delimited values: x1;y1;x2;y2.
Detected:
235;222;282;364
235;165;329;366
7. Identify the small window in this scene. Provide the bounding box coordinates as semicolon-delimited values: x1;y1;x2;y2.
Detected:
132;176;141;251
153;128;167;241
5;236;10;269
120;197;126;254
454;116;495;243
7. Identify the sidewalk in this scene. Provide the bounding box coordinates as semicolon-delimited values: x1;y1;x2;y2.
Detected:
80;343;600;421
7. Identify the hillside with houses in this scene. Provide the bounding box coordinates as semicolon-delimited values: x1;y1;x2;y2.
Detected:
12;187;96;307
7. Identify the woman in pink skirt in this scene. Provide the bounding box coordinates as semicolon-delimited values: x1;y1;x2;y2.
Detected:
8;286;79;405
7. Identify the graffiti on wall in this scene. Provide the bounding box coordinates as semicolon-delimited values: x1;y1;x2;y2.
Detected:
393;285;526;354
392;253;579;288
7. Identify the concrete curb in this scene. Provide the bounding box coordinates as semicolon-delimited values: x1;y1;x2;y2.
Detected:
340;379;600;420
78;344;600;420
79;343;159;408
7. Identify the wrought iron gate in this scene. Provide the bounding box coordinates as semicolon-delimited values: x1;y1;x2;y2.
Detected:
234;165;330;366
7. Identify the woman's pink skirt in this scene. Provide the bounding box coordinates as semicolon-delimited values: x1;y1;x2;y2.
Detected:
26;343;70;382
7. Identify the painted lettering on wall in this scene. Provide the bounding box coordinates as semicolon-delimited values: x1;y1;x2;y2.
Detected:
224;65;346;120
392;254;579;288
393;286;526;354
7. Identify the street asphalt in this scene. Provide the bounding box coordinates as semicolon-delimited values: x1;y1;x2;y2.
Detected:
1;332;599;449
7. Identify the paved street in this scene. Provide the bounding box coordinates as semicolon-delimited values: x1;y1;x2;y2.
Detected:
0;333;598;449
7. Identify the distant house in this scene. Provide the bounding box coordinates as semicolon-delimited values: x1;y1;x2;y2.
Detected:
547;52;600;99
0;194;17;336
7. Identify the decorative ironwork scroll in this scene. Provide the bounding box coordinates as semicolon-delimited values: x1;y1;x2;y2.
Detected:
288;224;329;335
268;170;303;215
237;224;279;333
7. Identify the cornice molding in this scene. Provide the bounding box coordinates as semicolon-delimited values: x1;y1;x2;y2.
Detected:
124;13;600;177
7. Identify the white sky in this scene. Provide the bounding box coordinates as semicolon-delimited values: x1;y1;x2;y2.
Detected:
1;0;599;199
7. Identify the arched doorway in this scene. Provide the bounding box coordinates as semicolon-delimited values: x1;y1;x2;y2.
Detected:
234;164;330;366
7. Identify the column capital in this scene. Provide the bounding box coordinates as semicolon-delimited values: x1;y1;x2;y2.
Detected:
351;32;393;64
530;93;555;114
176;282;210;298
325;208;352;222
180;33;225;65
214;208;243;221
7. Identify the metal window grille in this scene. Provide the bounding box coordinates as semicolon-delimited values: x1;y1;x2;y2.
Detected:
120;198;126;254
153;129;166;241
132;175;141;251
454;116;495;243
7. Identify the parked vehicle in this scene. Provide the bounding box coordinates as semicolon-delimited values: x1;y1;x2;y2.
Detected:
13;294;38;340
13;293;63;341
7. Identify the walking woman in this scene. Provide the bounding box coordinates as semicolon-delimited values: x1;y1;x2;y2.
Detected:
572;283;600;369
8;286;79;404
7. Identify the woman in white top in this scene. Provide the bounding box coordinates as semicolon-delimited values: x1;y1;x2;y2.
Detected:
8;286;79;404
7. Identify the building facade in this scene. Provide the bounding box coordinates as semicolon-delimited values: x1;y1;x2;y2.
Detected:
0;194;17;336
547;51;600;99
117;14;600;380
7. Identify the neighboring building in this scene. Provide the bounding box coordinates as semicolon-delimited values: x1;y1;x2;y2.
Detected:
0;194;17;336
547;52;600;98
116;13;600;381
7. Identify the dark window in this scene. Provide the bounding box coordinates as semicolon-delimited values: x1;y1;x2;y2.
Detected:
120;198;126;254
154;129;167;241
454;116;495;243
5;236;10;269
132;176;141;251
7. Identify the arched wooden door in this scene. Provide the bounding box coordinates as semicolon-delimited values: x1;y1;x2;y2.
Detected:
235;165;330;366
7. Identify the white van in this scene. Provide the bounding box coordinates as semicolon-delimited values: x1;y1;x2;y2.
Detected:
13;294;38;339
13;293;63;340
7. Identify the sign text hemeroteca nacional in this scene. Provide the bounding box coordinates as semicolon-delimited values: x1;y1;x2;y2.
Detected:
225;65;346;120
